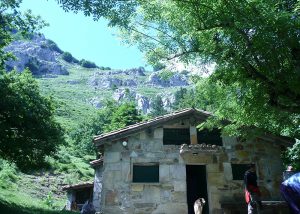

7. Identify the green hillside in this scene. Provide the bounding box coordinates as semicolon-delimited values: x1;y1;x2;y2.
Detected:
1;44;190;213
37;60;183;131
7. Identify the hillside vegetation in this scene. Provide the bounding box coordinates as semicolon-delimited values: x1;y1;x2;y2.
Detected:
1;31;191;212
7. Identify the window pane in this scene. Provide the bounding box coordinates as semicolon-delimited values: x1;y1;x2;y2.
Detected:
232;164;249;180
163;128;190;145
197;129;222;146
132;165;159;183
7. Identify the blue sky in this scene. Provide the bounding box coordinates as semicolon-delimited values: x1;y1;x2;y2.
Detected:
20;0;147;69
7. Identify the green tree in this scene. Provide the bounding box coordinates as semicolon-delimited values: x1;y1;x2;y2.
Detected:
150;95;167;117
61;52;74;63
0;70;64;169
57;0;300;137
172;87;188;109
80;59;98;68
71;101;143;155
57;1;300;121
109;102;143;131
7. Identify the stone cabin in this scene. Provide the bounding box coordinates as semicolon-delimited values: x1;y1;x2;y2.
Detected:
63;182;94;210
67;108;294;214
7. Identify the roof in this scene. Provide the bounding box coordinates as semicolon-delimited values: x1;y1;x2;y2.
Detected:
93;108;212;146
90;158;103;167
62;182;94;191
93;108;295;147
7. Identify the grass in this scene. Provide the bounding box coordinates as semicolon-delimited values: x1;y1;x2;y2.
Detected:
0;59;190;214
0;187;77;214
0;199;77;214
37;62;187;130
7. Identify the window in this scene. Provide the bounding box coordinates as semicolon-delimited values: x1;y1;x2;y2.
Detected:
132;164;159;183
163;128;190;145
197;128;222;146
231;164;249;180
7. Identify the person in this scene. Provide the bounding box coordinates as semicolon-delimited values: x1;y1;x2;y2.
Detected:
81;200;96;214
244;163;262;214
70;200;78;211
280;172;300;214
282;165;295;181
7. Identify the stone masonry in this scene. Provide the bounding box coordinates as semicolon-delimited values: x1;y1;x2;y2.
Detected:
93;111;290;214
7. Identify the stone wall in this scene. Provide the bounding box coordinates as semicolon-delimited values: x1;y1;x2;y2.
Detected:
97;117;286;214
66;191;75;210
93;165;103;212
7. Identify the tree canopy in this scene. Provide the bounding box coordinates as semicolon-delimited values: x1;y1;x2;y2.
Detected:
71;101;143;155
0;70;64;169
57;0;300;168
0;1;61;169
57;0;300;137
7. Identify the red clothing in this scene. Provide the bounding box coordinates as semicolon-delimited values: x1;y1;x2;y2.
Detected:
244;185;261;204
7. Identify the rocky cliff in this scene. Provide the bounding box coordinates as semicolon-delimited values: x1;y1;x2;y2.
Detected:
4;34;68;76
5;34;190;114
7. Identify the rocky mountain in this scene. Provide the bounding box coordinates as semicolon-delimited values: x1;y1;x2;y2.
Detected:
4;34;191;115
4;34;68;76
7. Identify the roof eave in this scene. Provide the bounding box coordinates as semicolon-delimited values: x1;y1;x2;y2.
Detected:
93;108;211;146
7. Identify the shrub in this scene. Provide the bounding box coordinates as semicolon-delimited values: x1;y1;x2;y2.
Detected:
153;63;166;71
44;191;54;208
80;59;98;68
25;57;40;74
62;52;73;63
158;69;174;81
283;140;300;170
0;70;64;169
46;40;63;53
0;158;19;189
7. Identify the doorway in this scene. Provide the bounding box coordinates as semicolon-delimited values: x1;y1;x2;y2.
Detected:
186;165;209;214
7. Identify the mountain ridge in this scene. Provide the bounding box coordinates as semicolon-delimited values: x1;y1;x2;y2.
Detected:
4;34;191;117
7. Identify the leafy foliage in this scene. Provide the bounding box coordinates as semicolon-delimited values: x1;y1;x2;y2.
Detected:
61;52;79;63
43;192;54;209
0;70;64;169
283;140;300;170
79;59;98;68
158;69;173;81
58;0;300;129
98;66;112;70
45;40;63;54
150;95;167;117
58;1;300;152
24;57;40;74
70;100;143;155
0;158;19;189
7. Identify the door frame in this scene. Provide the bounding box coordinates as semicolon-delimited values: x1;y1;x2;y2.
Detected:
186;164;210;214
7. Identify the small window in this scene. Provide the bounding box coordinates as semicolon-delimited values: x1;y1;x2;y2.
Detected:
132;164;159;183
197;128;222;146
163;128;190;145
231;164;249;180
